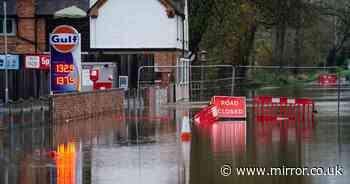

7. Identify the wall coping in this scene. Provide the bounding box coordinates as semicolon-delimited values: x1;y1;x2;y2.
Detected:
51;88;124;97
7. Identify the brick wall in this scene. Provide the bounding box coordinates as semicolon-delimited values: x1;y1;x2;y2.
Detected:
0;0;46;54
154;51;181;85
154;51;180;72
51;89;124;121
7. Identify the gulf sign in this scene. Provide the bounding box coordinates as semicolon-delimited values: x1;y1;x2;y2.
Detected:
210;96;247;119
50;26;79;53
50;25;82;93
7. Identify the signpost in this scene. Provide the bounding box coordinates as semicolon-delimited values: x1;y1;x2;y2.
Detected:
194;96;247;125
119;76;129;90
0;55;20;70
50;25;82;93
25;55;50;70
210;96;247;119
89;70;99;82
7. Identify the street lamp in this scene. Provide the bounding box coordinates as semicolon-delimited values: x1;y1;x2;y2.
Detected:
198;50;208;101
3;0;9;104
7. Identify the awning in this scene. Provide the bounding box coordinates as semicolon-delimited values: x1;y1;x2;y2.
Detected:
54;5;87;19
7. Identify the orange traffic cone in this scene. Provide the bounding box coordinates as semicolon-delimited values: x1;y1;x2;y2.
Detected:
181;116;191;142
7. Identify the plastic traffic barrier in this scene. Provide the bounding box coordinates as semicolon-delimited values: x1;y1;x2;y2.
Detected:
253;96;315;124
319;74;337;85
194;104;219;125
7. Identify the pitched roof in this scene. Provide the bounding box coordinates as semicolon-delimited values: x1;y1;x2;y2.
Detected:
0;0;184;16
36;0;90;15
0;1;17;15
89;0;185;18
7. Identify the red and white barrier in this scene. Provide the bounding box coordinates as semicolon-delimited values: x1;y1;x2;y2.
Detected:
253;96;315;123
319;74;337;86
194;104;219;125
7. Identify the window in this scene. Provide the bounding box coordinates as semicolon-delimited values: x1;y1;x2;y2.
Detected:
0;18;16;35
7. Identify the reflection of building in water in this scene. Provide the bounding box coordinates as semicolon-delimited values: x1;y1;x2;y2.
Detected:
123;109;175;143
210;121;246;156
1;110;181;184
90;136;182;184
82;145;92;184
0;125;53;184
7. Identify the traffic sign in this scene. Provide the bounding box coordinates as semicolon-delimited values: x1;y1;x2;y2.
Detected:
210;96;247;119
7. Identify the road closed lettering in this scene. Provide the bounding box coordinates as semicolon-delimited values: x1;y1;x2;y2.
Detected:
211;96;246;119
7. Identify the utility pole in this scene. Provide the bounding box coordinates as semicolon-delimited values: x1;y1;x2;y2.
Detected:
3;0;9;104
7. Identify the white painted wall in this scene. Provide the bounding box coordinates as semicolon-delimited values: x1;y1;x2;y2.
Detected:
90;0;188;50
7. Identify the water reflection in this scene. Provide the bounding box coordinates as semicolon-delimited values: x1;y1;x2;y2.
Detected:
0;107;187;184
54;143;80;184
211;122;246;156
1;85;350;184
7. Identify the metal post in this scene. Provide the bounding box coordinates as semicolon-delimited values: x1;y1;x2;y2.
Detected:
5;167;8;184
198;50;208;101
337;71;341;122
200;64;203;101
231;66;235;96
137;66;143;103
3;1;9;104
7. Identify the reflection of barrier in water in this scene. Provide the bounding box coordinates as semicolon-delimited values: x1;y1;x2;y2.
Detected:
253;96;315;124
211;121;246;154
254;121;314;147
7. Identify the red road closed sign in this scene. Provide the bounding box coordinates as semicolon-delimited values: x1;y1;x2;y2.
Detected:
210;96;246;119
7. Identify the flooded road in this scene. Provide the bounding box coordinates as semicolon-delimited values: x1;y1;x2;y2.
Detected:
0;85;350;184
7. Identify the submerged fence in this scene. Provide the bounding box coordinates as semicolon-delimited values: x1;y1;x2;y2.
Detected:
0;98;50;129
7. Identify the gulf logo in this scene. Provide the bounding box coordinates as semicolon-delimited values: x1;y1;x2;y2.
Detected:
50;25;79;53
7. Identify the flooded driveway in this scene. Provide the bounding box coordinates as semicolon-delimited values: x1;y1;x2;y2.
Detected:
0;85;349;184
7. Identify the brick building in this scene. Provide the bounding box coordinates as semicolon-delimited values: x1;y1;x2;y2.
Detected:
88;0;189;89
0;0;189;102
0;0;90;102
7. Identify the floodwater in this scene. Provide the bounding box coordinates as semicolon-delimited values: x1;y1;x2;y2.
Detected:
0;84;350;184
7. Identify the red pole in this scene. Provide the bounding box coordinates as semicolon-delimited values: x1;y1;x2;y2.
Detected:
297;104;300;127
312;103;315;127
307;104;310;127
302;105;306;124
